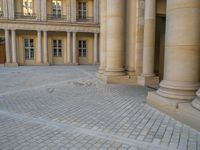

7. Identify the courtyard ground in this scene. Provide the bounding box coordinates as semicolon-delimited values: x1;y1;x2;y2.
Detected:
0;65;199;150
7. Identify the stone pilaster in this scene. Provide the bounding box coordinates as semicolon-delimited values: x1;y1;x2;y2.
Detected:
5;30;10;64
37;0;41;20
67;32;71;64
43;31;48;65
37;31;42;64
8;0;15;19
41;0;47;21
11;30;18;66
71;0;76;22
66;0;71;22
94;0;99;24
138;0;159;86
3;0;8;18
104;0;125;76
93;33;98;64
147;0;200;116
98;0;107;74
72;32;78;64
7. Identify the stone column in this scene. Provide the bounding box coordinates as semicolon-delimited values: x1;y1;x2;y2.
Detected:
98;0;107;74
11;30;17;64
67;32;71;64
43;31;48;64
37;31;42;64
93;33;98;64
41;0;47;21
3;0;8;18
126;0;136;75
138;0;159;86
72;32;77;64
37;0;41;20
192;89;200;111
71;0;76;22
104;0;125;76
94;0;99;24
5;29;10;64
149;0;200;103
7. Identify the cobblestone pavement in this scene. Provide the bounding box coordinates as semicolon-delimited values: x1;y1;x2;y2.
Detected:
0;65;199;150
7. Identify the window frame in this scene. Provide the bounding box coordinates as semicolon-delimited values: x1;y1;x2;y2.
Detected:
52;0;62;17
78;40;87;57
22;0;34;16
52;39;62;57
24;39;34;60
78;1;87;19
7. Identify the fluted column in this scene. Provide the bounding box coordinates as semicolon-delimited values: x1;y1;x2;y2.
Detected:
104;0;125;76
98;0;107;74
5;29;10;63
43;31;48;64
156;0;200;100
41;0;47;21
37;31;42;64
67;32;71;64
71;0;76;22
93;33;98;64
142;0;156;76
3;0;8;18
192;89;200;111
72;32;77;64
94;0;99;24
11;30;17;64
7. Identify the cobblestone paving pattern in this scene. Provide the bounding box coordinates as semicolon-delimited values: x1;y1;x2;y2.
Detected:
0;66;199;150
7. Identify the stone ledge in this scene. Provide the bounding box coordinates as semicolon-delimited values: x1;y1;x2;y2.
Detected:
97;74;138;85
177;103;200;131
138;75;159;87
5;63;18;67
147;91;200;131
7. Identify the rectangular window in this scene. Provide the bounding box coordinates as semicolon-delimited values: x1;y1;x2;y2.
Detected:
53;40;62;57
23;0;33;16
24;39;34;60
78;40;87;57
52;0;62;17
78;2;87;19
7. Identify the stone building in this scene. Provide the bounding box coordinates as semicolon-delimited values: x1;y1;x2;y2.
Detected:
97;0;200;130
0;0;200;130
0;0;100;66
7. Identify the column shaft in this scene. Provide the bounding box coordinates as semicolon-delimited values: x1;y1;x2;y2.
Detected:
43;31;48;64
94;33;98;64
72;32;77;64
104;0;125;76
67;32;71;64
98;0;107;74
37;31;42;64
142;0;156;76
5;30;10;63
8;0;15;19
37;0;41;20
157;0;200;100
11;30;17;63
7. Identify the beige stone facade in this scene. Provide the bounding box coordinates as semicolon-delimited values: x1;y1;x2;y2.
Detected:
0;0;100;66
97;0;200;130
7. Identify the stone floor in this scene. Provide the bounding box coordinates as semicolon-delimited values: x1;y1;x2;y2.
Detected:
0;65;199;150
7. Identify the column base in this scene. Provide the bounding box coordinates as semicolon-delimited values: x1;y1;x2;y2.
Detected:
97;74;138;85
138;75;159;87
71;63;79;66
104;68;126;76
5;63;18;67
0;64;5;67
192;97;200;111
